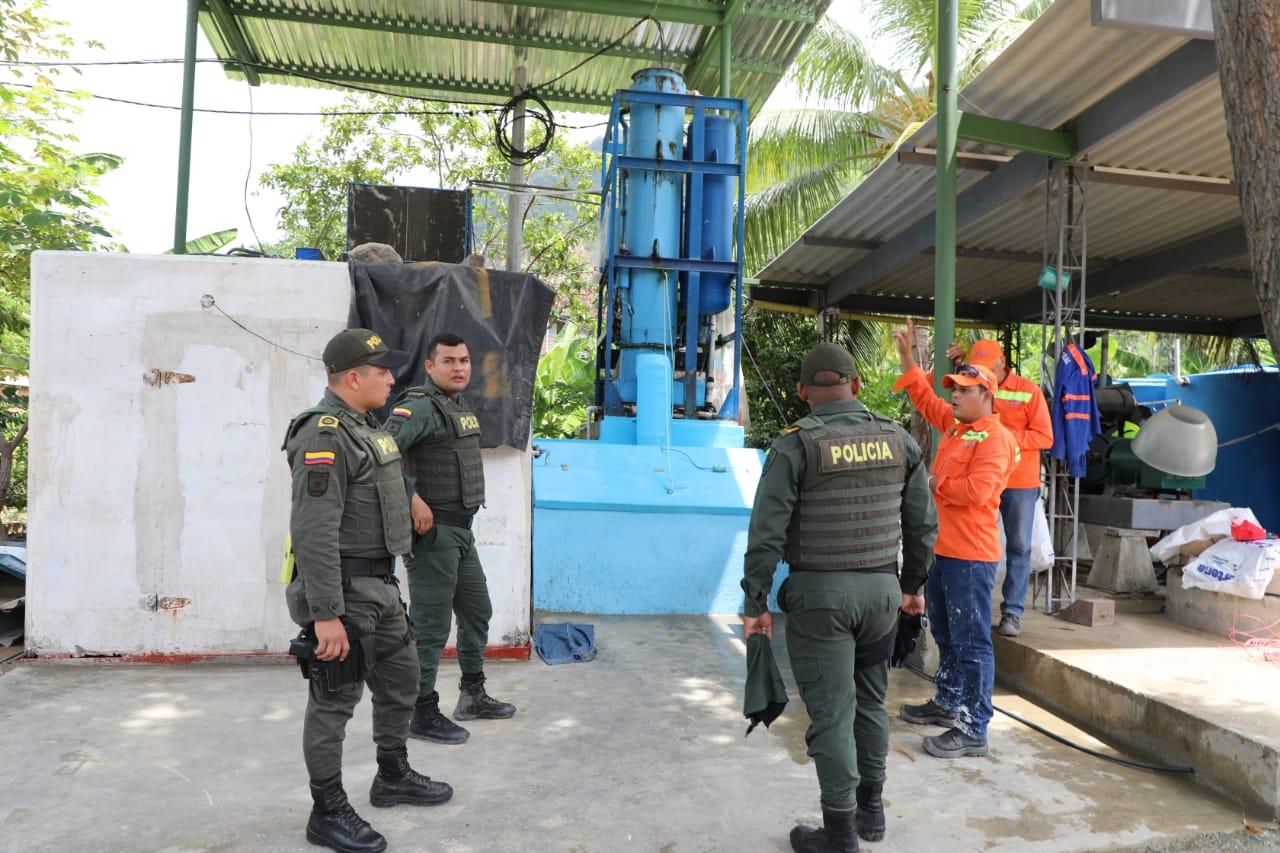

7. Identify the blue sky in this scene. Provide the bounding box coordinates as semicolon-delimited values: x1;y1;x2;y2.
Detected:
36;1;886;254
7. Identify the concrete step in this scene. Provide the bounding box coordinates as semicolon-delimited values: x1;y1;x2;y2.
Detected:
995;608;1280;819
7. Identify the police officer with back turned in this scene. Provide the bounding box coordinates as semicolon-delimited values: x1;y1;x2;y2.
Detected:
283;329;452;853
742;343;938;853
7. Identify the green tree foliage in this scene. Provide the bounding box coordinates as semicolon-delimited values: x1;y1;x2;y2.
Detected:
0;0;120;372
744;0;1050;276
533;322;595;439
258;97;600;326
1;0;121;513
742;309;906;448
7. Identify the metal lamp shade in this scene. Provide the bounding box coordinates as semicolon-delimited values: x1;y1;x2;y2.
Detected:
1131;405;1218;478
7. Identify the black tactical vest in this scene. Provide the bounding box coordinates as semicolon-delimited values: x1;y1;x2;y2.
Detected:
401;385;486;510
784;414;908;572
288;404;413;557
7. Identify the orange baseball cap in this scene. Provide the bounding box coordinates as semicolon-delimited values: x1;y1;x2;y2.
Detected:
942;364;998;393
966;339;1005;369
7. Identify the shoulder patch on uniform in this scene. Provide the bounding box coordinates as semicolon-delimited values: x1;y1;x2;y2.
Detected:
780;425;800;435
307;469;330;497
304;450;336;466
391;406;413;418
316;415;340;430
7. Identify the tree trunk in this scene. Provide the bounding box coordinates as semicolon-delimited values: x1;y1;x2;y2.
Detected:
0;420;27;515
908;323;935;460
1210;1;1280;350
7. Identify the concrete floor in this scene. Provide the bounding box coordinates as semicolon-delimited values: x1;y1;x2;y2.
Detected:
995;602;1280;817
0;615;1266;852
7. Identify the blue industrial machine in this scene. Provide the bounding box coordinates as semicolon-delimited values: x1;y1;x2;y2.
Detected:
532;69;765;614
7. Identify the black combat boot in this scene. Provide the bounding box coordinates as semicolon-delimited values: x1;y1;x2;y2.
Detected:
368;745;454;808
409;691;470;744
453;672;516;721
790;806;859;853
307;773;386;853
855;779;885;842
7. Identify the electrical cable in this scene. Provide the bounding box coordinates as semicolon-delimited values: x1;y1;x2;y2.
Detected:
494;14;667;166
201;294;321;361
902;664;1195;774
742;336;788;423
242;80;265;253
0;80;610;129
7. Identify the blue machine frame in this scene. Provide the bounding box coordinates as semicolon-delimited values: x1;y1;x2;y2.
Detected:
595;87;749;422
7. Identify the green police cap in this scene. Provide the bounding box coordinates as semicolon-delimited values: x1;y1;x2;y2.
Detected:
800;342;859;386
323;328;410;373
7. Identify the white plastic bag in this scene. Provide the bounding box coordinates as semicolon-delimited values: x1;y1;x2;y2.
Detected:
1149;507;1260;565
1031;497;1054;572
996;497;1055;575
1180;538;1279;600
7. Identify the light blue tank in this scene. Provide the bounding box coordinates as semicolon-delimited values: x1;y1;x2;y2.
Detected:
622;67;686;445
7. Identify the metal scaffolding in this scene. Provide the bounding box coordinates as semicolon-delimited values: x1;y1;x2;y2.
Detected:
1037;160;1089;613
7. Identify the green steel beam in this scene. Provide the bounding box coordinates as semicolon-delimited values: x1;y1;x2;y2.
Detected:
933;0;957;400
233;61;618;108
473;0;724;27
174;0;200;254
958;111;1076;159
224;1;683;64
205;0;261;85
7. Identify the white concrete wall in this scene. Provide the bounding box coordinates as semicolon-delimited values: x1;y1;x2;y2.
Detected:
27;252;530;656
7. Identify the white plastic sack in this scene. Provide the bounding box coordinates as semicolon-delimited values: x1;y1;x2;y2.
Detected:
996;498;1055;574
1149;507;1260;564
1180;538;1279;600
1030;498;1054;572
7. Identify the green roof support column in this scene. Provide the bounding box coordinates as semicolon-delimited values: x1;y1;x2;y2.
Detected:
173;0;199;254
932;0;957;399
719;19;731;97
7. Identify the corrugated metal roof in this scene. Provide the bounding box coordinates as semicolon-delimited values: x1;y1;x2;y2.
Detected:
756;0;1257;334
199;0;827;113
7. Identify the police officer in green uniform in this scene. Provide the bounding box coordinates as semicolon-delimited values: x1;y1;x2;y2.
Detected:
741;343;938;853
284;329;453;853
383;332;516;745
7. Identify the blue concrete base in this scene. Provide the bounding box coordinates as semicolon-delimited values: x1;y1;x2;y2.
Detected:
532;437;765;614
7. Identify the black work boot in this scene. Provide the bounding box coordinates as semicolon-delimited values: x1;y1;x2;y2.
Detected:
855;780;885;842
409;691;470;744
368;745;454;808
790;806;859;853
307;773;386;853
453;672;516;721
923;726;989;759
899;699;958;727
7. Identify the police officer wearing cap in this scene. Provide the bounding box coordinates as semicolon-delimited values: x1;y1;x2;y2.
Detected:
742;343;938;853
283;328;452;853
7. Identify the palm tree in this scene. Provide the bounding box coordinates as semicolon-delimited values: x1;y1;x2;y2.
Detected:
745;0;1052;276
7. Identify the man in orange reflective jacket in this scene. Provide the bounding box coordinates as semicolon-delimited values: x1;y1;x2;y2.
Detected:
943;339;1053;637
891;321;1019;759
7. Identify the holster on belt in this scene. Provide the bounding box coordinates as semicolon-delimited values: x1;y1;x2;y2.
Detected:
288;619;377;694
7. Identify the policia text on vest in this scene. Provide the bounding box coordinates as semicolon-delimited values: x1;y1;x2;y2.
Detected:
741;342;939;852
282;329;453;853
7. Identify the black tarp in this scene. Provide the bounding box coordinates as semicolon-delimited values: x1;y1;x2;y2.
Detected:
347;261;554;450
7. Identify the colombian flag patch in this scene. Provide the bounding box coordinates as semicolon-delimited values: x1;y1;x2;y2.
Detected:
304;451;336;466
392;407;412;418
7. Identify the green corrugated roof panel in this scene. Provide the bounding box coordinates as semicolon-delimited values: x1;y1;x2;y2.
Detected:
198;0;829;114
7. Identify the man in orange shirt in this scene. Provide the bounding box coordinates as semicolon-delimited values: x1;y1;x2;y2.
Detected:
891;322;1019;758
944;339;1053;637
